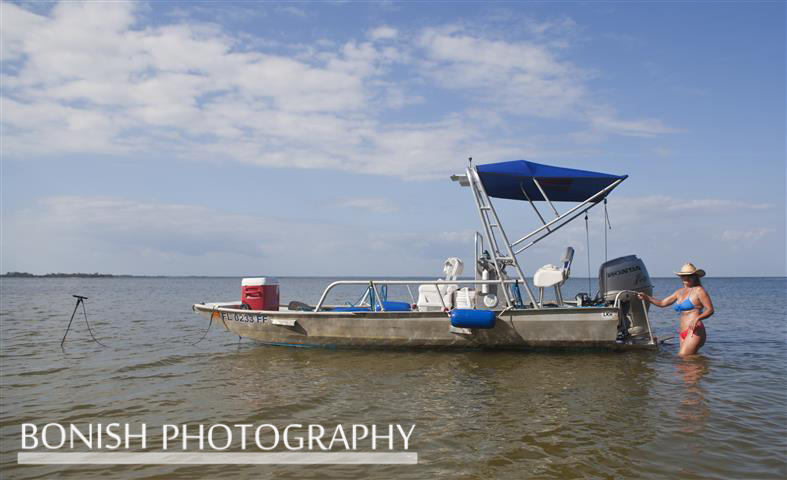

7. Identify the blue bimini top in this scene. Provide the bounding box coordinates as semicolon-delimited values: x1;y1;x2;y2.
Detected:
476;160;627;203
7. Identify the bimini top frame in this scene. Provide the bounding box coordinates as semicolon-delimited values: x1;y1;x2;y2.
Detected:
452;160;628;309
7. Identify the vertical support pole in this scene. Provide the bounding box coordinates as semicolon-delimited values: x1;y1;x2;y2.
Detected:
641;297;655;345
434;283;449;313
585;211;592;296
61;297;83;347
474;231;479;284
370;281;385;311
474;231;485;291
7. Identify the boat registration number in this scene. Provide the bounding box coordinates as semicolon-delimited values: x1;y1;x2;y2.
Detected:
220;312;268;324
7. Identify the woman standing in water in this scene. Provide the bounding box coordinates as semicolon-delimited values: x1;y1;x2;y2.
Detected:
638;263;714;356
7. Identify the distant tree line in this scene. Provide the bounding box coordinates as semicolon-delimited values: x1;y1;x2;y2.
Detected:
2;272;128;278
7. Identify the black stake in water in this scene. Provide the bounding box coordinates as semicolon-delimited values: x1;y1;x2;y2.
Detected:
61;295;108;348
61;295;86;346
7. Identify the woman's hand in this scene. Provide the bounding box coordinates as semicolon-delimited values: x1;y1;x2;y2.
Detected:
688;318;699;332
637;292;649;303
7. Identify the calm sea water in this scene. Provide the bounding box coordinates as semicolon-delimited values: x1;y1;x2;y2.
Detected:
1;276;785;479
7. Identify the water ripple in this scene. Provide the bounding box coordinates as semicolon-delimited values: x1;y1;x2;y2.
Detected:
1;276;785;479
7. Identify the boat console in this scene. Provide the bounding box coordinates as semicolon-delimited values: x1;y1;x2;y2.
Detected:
416;257;463;311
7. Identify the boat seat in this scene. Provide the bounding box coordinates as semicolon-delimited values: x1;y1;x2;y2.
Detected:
417;257;462;311
533;247;574;307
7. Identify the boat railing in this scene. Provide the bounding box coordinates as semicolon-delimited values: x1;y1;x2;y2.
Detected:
353;283;417;306
313;279;525;312
612;290;655;345
474;231;484;266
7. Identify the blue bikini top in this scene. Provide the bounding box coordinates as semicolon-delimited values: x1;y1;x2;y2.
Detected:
674;289;702;313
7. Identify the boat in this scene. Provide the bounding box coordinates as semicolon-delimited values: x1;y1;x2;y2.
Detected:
193;160;658;350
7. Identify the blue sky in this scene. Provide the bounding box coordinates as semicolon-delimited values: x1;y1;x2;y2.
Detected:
2;1;784;277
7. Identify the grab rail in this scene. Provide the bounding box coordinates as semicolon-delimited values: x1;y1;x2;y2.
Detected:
613;290;655;345
313;279;524;312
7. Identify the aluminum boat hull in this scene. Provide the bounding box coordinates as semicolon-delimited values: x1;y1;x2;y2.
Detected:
192;303;657;350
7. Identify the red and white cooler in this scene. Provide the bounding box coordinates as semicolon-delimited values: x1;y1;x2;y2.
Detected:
241;277;280;311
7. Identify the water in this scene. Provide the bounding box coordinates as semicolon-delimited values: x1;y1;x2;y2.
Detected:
1;276;785;479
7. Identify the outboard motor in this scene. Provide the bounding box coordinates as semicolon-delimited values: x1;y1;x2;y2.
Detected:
598;255;653;338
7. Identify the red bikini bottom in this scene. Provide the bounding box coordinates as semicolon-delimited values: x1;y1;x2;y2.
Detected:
679;321;705;340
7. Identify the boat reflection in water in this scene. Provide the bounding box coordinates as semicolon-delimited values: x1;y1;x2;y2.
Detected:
205;346;661;478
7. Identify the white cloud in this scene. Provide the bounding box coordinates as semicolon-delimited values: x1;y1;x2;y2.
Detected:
31;196;268;257
414;25;679;137
653;146;673;157
276;5;306;17
3;193;783;277
588;114;683;137
368;26;398;41
336;197;400;214
0;2;47;61
3;196;477;276
611;196;772;216
2;1;680;180
523;16;577;39
720;228;774;242
416;25;584;118
573;195;784;276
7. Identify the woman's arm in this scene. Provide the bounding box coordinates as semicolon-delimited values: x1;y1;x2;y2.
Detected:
637;290;679;308
694;287;714;322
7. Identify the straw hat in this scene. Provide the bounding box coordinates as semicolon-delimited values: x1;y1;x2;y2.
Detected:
675;262;706;277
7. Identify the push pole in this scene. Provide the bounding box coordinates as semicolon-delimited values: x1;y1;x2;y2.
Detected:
61;295;88;347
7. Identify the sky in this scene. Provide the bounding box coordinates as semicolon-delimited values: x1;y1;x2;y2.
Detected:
1;1;785;278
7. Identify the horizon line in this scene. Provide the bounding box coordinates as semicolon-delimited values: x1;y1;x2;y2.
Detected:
3;273;785;279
